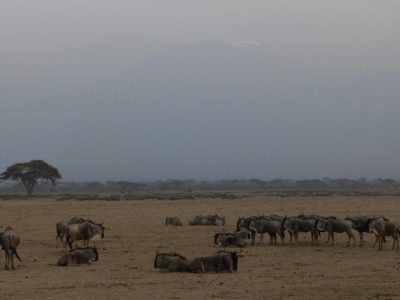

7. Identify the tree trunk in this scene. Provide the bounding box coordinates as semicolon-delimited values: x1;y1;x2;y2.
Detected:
22;180;35;196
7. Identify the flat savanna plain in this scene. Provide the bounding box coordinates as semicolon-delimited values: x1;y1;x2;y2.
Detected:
0;196;400;300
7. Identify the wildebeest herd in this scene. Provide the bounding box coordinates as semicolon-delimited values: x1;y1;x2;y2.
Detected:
0;213;398;272
158;213;400;273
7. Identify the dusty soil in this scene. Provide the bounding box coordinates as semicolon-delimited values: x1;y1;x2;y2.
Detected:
0;196;399;300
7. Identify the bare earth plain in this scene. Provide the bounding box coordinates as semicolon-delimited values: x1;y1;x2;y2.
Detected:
0;195;400;300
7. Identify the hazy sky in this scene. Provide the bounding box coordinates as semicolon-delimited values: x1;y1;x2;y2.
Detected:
1;1;400;181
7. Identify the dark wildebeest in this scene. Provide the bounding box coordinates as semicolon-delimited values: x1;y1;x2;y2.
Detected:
154;250;190;272
368;218;399;251
213;232;247;249
165;217;183;226
0;226;22;270
316;218;355;246
56;217;86;248
189;215;225;226
57;247;99;266
66;220;105;250
283;217;319;244
189;251;238;273
345;215;389;247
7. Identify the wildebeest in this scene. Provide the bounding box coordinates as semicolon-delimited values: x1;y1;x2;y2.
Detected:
57;247;99;266
56;217;86;248
345;215;389;247
66;220;105;250
368;218;399;251
154;250;190;272
237;215;285;245
213;232;247;249
248;217;286;245
189;215;225;226
0;226;22;270
189;251;238;273
283;217;318;244
316;218;356;246
165;217;183;226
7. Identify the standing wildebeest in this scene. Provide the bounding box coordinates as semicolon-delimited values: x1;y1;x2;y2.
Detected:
57;247;99;266
368;218;399;251
213;232;247;249
248;217;286;245
345;215;389;247
283;217;318;244
56;217;86;248
189;215;225;226
237;215;285;245
316;218;355;246
154;250;190;272
189;251;238;273
66;220;105;250
0;227;22;270
165;217;183;226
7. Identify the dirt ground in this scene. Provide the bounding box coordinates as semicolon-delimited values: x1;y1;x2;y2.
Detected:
0;195;400;300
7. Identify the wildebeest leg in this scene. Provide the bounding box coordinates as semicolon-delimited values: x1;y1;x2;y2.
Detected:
346;232;351;247
359;232;363;247
289;231;293;243
11;252;15;270
4;250;9;270
373;234;378;248
392;233;398;250
330;233;334;246
251;231;256;245
260;233;264;243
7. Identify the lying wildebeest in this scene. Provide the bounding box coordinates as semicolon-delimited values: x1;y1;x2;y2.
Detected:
213;232;247;249
56;217;86;248
248;217;286;245
345;215;389;247
165;217;183;226
57;247;99;266
368;218;399;251
66;220;105;250
189;215;225;226
316;218;355;246
189;251;238;273
283;217;318;244
0;226;22;270
154;250;190;272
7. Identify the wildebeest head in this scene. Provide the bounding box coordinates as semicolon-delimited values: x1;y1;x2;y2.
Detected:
213;215;225;226
315;219;327;232
230;252;238;271
87;220;105;238
213;233;220;245
93;247;99;261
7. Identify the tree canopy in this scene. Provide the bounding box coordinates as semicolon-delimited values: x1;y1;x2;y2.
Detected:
0;160;61;195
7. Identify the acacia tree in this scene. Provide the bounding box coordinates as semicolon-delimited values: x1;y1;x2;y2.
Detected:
0;160;61;195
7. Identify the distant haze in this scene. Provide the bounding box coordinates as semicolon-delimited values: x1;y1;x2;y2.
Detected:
1;1;400;181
